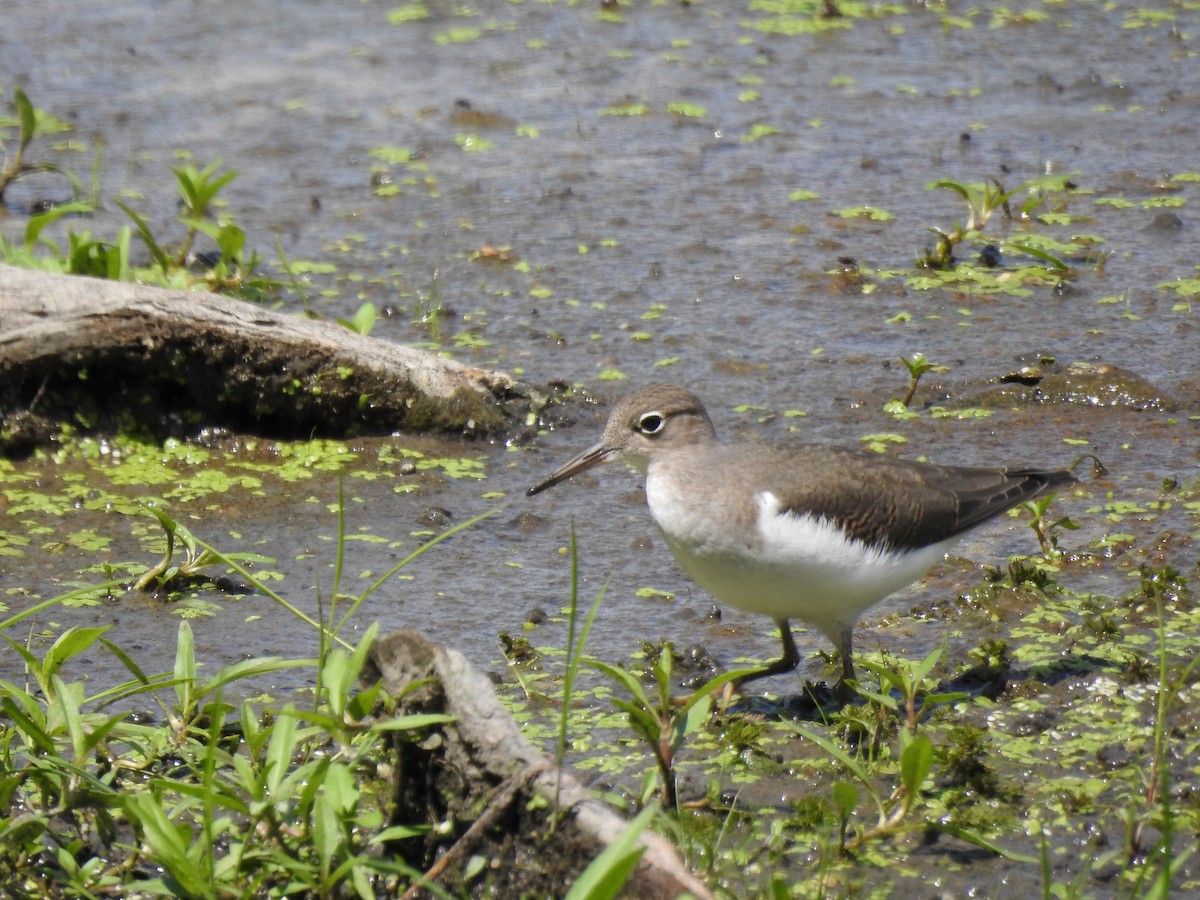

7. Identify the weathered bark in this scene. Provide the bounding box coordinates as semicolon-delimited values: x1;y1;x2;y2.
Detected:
366;630;715;900
0;265;538;453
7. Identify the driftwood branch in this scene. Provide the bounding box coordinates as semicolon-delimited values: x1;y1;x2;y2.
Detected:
0;265;539;452
366;630;715;900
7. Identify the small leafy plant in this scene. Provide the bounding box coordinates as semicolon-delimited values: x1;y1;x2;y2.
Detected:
855;645;967;738
0;487;540;896
132;504;265;594
0;603;442;896
589;646;755;809
0;199;132;279
1;160;280;300
0;86;75;205
896;352;948;409
1;88;280;301
337;301;378;336
792;718;937;852
117;160;276;297
1019;492;1079;558
918;174;1073;270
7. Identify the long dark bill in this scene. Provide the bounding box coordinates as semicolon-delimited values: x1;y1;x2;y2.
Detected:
526;442;613;496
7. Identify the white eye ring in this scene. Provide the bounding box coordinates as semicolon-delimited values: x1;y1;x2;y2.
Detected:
638;411;666;435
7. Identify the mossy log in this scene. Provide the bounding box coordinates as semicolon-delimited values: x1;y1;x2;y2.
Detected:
0;264;536;453
366;630;715;900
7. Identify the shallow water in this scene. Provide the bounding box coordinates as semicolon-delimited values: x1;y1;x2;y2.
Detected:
8;0;1196;660
2;0;1199;891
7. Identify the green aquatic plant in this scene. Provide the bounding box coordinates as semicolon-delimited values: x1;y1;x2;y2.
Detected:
1132;566;1199;895
169;160;237;262
0;86;74;205
1156;270;1200;313
918;174;1074;270
563;803;658;900
0;91;276;298
0;481;553;896
855;645;967;738
665;102;707;118
554;524;607;815
411;266;446;338
897;352;949;408
790;719;938;852
132;504;268;597
0;595;443;896
0;141;278;299
833;205;895;221
118;160;276;298
1020;492;1079;558
790;704;1034;862
589;646;755;810
336;301;377;336
598;102;651;117
0;200;131;280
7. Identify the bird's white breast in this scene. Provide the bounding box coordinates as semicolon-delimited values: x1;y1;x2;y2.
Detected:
645;475;958;641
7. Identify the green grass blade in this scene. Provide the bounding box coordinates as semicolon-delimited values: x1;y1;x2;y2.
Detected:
564;803;657;900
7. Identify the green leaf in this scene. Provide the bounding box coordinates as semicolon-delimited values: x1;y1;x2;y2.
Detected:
173;161;236;215
366;713;457;732
21;201;93;250
174;621;196;715
665;101;706;118
319;649;352;719
116;200;172;272
900;733;933;800
215;222;247;261
588;659;652;709
934;822;1040;864
15;86;36;152
313;789;341;877
911;645;944;682
564;803;656;900
372;823;431;842
599;102;650;117
790;723;884;820
126;793;212;898
337;301;377;336
926;178;973;201
46;626;110;681
344;679;383;721
264;707;299;799
314;763;356;876
0;694;54;753
2;637;43;689
198;656;307;697
1006;239;1068;270
831;780;859;819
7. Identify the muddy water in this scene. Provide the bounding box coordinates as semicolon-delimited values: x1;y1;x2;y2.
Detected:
2;0;1198;887
4;0;1196;684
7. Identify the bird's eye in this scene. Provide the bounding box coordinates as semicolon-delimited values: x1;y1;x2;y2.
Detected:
637;412;666;435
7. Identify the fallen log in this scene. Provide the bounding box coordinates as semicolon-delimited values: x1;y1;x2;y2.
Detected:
366;630;715;900
0;264;535;453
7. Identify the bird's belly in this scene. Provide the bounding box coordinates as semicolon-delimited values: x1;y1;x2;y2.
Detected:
650;492;957;637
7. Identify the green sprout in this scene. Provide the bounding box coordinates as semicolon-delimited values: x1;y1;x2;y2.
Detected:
898;352;949;408
132;505;266;595
856;645;966;738
0;86;72;205
589;646;755;809
1020;493;1079;558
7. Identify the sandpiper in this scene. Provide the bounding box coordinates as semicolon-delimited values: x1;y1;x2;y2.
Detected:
527;384;1076;700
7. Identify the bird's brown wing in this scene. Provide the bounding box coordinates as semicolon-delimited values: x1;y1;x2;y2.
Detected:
765;447;1076;551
